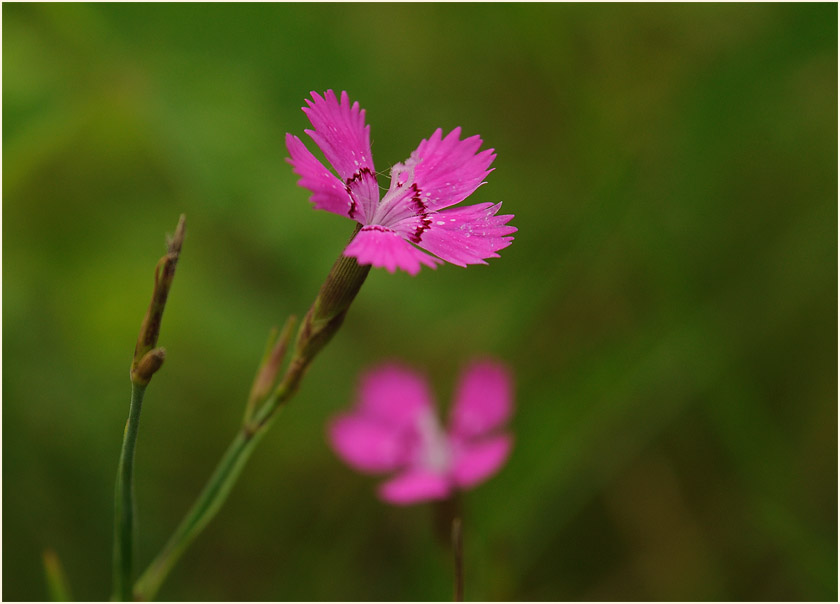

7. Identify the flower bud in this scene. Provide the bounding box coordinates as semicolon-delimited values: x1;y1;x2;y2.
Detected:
293;227;370;365
132;347;166;386
130;215;185;386
248;226;371;428
245;316;296;421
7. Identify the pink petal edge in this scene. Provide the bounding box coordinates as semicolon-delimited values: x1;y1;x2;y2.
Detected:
285;133;354;218
404;127;496;212
450;434;513;489
328;414;415;474
378;469;452;505
355;363;435;427
344;226;441;275
302;90;374;182
450;360;514;439
416;202;517;267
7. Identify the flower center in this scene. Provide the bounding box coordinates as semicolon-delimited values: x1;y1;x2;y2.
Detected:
416;409;451;474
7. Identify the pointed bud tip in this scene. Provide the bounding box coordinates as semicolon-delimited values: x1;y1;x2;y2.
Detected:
166;214;187;256
247;316;297;411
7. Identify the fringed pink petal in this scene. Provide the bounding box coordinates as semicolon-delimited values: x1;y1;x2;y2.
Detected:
378;469;452;505
450;434;512;488
344;226;441;275
415;202;517;267
450;360;514;439
301;90;379;221
286;133;354;218
302;90;374;180
404;127;496;211
355;363;436;427
328;414;416;474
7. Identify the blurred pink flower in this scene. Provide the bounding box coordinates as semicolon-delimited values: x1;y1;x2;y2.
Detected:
328;360;514;505
286;90;516;275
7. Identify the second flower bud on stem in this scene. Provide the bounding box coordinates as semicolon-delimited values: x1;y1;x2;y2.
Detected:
248;226;370;430
244;316;297;424
135;226;371;600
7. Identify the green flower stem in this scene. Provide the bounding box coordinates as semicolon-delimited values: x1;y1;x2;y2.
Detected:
134;229;370;600
133;424;267;601
251;249;370;430
112;382;147;601
133;344;321;601
452;518;463;602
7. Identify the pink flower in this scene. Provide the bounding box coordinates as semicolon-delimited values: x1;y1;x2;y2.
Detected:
286;90;517;275
328;360;514;505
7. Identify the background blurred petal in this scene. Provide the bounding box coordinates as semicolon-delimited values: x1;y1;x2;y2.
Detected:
450;434;513;489
378;469;452;505
450;359;514;439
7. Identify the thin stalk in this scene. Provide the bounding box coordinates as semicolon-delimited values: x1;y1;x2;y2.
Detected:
134;351;310;601
112;382;147;601
452;517;464;602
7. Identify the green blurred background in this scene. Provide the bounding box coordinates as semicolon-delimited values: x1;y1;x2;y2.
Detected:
3;3;837;601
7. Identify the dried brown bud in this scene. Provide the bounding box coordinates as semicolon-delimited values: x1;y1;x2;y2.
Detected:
130;215;185;385
132;348;166;386
245;316;296;420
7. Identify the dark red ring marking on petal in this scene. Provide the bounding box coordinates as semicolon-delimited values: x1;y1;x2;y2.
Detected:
408;183;432;244
345;167;374;220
